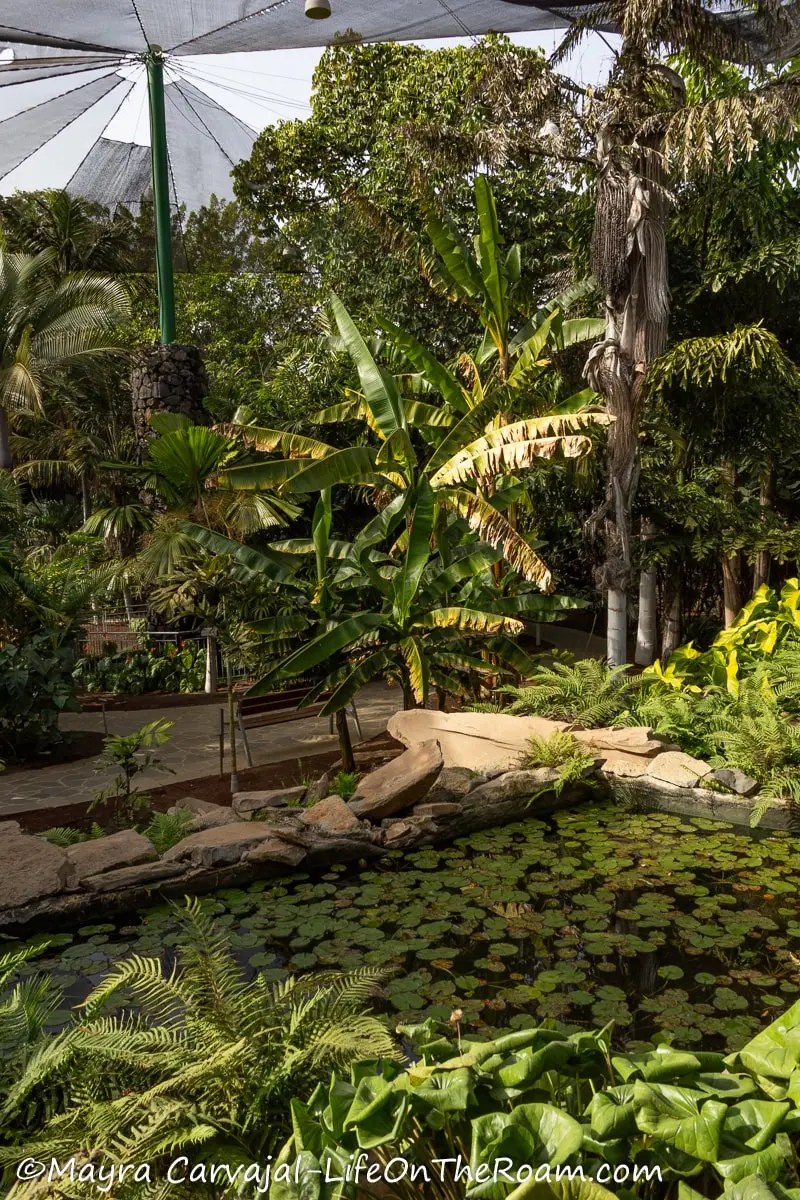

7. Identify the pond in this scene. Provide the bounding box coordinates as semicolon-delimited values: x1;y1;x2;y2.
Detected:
12;802;800;1050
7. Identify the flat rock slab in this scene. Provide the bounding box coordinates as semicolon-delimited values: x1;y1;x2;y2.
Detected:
170;797;224;817
350;739;443;820
233;786;306;817
412;801;463;818
188;808;240;831
388;710;567;772
246;838;307;867
0;833;71;910
596;750;652;779
81;861;188;893
646;750;711;788
163;822;286;868
66;830;156;882
425;767;475;804
575;726;665;758
302;796;361;835
466;768;561;806
709;767;759;797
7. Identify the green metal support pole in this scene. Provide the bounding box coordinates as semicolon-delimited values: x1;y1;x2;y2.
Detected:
146;47;176;344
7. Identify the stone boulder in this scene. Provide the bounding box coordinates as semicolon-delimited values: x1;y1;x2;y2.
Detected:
246;839;307;867
574;726;666;758
169;797;222;817
0;833;71;910
350;740;443;820
708;767;760;797
388;710;567;772
233;786;306;818
425;766;475;804
301;796;362;835
595;750;652;779
465;768;563;806
66;830;157;884
163;822;288;868
305;773;330;804
81;861;188;893
645;751;712;789
188;807;240;831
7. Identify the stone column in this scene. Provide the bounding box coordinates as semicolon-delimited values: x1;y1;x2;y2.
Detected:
131;343;209;453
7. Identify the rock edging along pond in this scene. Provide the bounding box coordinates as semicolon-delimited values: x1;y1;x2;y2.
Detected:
0;713;789;930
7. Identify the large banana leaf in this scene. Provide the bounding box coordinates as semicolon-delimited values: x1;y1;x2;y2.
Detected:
424;548;502;599
415;607;524;635
218;460;314;490
424;208;486;302
180;523;299;583
424;391;511;476
400;636;430;704
352;493;409;562
285;446;380;494
380;318;469;415
319;648;393;715
403;400;456;428
430;413;611;487
475;174;507;350
331;295;404;439
486;634;541;678
217;423;334;460
392;480;435;626
248;613;385;696
312;488;332;590
441;490;553;589
492;593;588;618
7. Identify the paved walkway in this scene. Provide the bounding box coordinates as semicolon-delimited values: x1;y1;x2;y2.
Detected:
0;682;401;817
0;624;607;819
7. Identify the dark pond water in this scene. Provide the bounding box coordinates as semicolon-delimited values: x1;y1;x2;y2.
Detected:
11;803;800;1050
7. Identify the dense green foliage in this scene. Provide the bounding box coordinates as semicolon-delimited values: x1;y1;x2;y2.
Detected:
0;901;398;1177
0;636;78;760
269;1004;800;1200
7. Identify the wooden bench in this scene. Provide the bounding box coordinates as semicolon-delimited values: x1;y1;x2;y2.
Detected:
222;686;362;768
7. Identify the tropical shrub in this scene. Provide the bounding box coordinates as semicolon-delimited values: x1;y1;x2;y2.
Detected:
142;806;193;853
519;731;597;798
0;635;78;760
502;659;632;727
1;900;399;1171
90;718;173;827
267;1005;800;1200
642;579;800;700
73;639;206;695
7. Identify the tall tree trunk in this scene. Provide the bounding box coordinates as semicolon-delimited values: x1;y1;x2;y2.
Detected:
0;407;12;471
635;519;657;666
752;465;774;595
722;553;742;627
661;580;681;661
635;576;657;666
336;708;355;774
81;473;92;523
584;124;669;668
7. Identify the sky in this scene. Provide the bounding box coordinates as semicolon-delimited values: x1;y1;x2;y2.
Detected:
0;30;618;197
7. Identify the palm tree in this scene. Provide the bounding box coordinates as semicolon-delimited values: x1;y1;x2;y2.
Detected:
3;899;398;1168
565;0;800;663
0;190;135;277
0;249;129;470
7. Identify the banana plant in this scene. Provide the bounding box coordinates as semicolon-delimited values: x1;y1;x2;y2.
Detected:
185;473;585;756
219;295;609;594
217;177;609;593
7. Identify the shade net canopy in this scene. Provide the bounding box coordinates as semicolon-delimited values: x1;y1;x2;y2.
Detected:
0;0;794;215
